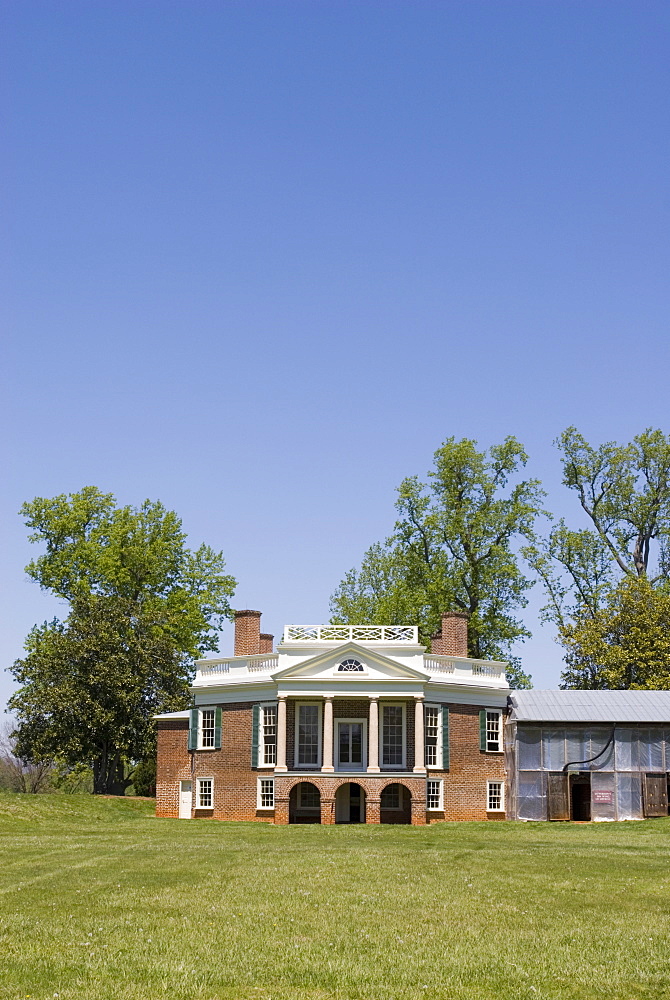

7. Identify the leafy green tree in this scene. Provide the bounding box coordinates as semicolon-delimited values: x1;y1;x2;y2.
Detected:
130;756;156;797
330;437;544;685
526;427;670;627
9;488;236;793
560;578;670;690
524;428;670;688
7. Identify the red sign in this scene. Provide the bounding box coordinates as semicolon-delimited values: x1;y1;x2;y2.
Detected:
593;790;613;804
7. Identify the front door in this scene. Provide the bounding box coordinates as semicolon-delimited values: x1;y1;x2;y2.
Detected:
179;780;192;819
336;719;367;771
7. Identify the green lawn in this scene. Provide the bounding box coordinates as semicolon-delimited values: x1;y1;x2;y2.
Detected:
1;794;670;1000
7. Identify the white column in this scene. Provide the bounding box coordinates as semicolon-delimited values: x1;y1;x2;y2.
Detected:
275;695;287;772
413;695;425;772
368;697;380;772
322;697;334;772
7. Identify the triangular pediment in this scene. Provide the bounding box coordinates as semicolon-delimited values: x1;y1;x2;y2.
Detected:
272;642;429;681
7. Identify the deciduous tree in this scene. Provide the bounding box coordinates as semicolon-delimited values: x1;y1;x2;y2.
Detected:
330;437;544;685
560;578;670;690
524;428;670;688
9;488;236;793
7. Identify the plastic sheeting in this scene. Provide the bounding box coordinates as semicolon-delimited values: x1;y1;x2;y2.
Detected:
517;771;546;821
517;726;542;770
543;727;566;771
513;723;666;821
616;772;643;820
590;770;616;821
615;728;666;771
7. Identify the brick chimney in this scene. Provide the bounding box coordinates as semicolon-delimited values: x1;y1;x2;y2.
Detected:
259;632;274;654
431;611;469;657
234;610;262;656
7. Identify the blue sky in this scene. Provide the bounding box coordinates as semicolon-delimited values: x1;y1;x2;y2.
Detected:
2;1;669;709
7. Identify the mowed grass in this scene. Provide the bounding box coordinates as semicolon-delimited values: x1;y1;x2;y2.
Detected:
1;795;670;1000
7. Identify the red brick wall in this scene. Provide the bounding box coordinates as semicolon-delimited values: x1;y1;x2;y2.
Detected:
156;704;274;822
427;703;506;822
156;698;506;823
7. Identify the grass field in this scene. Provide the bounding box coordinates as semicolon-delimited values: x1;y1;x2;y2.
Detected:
1;794;670;1000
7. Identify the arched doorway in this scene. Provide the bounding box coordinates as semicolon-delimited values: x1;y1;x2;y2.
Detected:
289;782;321;824
335;782;366;823
380;783;412;824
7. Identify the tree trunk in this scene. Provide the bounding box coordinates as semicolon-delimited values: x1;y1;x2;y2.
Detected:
93;747;131;795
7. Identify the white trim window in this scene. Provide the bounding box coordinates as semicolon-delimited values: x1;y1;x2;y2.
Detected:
200;709;216;749
261;704;277;766
487;780;504;812
380;703;406;768
486;711;502;753
380;784;404;811
197;777;213;809
426;779;443;811
424;704;441;768
295;703;322;768
257;778;275;810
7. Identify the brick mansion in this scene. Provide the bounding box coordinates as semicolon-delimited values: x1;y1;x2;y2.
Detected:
156;610;508;824
156;610;670;824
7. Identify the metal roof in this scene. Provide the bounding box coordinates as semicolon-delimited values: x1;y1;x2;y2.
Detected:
509;689;670;724
153;710;191;720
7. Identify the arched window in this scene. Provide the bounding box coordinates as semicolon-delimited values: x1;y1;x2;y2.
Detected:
338;658;364;672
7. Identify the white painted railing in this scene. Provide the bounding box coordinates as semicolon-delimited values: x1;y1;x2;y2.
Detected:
196;654;279;679
424;656;456;674
424;655;507;681
283;625;419;643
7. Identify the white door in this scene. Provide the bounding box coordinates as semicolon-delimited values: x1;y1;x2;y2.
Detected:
179;780;192;819
335;719;367;771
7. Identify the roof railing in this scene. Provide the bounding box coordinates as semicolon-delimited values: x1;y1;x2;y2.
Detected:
282;625;419;643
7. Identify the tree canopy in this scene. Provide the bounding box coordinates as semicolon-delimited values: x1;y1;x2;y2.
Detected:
330;437;544;686
9;488;236;793
524;428;670;688
560;578;670;690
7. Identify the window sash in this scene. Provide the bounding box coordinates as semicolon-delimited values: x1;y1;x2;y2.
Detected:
486;711;501;752
426;779;442;811
258;778;275;809
380;784;403;810
487;781;504;811
262;705;277;765
197;778;213;809
424;705;440;768
298;784;321;809
200;710;216;749
297;704;321;767
381;705;405;767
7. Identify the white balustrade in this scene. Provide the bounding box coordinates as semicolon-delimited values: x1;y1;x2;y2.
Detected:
424;656;456;674
424;655;507;681
283;624;418;643
196;654;278;680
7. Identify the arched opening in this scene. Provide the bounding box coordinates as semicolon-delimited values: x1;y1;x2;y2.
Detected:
289;782;321;824
380;783;412;824
334;782;366;823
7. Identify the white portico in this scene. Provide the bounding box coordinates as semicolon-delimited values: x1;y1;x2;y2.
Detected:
192;622;509;779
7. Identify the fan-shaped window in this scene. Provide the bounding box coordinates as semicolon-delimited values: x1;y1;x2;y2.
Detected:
338;658;364;672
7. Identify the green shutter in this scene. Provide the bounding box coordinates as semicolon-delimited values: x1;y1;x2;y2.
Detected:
214;706;222;749
251;704;261;768
479;710;487;752
441;707;450;770
188;708;198;751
